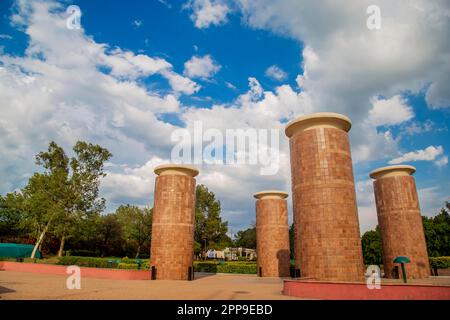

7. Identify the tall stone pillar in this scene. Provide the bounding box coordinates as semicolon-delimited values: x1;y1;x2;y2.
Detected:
150;164;198;280
254;190;290;278
285;112;364;282
370;165;430;279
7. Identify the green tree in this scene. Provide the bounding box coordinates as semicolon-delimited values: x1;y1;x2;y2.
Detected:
11;141;112;258
116;205;152;258
423;202;450;257
0;192;28;241
22;171;67;258
194;185;229;254
234;226;256;249
361;227;383;265
289;223;295;259
98;213;124;257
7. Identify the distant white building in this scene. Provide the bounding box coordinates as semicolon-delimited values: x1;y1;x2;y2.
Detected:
205;247;256;261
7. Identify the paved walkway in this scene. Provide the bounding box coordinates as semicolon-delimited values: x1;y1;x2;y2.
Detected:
0;271;299;300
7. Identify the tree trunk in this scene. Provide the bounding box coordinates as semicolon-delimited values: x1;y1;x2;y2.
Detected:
135;244;141;259
57;234;66;257
31;222;50;259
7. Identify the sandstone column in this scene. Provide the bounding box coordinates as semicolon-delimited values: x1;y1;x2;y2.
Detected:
150;164;198;280
285;112;364;281
370;165;430;279
254;190;290;277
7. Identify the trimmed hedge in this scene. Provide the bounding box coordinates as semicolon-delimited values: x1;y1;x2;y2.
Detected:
57;257;255;274
57;256;120;268
429;256;450;269
57;256;151;269
118;263;138;269
194;261;256;274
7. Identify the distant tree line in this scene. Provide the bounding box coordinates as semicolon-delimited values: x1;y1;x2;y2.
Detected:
361;202;450;265
1;141;448;261
0;141;232;258
233;222;296;260
234;203;450;264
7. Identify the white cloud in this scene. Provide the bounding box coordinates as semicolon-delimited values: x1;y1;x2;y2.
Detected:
186;0;230;29
161;69;201;94
0;34;13;39
434;155;448;167
418;186;450;218
102;48;172;80
265;65;287;81
389;145;444;164
1;0;449;234
0;0;195;200
132;20;142;28
183;54;221;80
237;0;450;166
401;119;435;136
158;0;172;9
102;156;167;206
225;81;237;90
367;95;414;126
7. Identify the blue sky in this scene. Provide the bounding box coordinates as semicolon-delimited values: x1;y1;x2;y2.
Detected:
0;0;449;236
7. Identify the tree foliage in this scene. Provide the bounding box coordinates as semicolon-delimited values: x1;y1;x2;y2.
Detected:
361;202;450;265
234;226;256;249
194;184;230;252
361;227;383;265
116;205;152;258
0;141;112;257
423;202;450;257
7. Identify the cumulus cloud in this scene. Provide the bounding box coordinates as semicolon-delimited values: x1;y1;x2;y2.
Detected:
434;155;448;167
183;54;221;80
367;95;414;126
185;0;230;29
102;156;167;207
389;145;444;164
178;77;313;229
237;0;450;163
418;186;450;217
265;65;287;81
401;119;436;136
0;0;196;200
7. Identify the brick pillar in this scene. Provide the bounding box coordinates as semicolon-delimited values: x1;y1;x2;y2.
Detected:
150;164;198;280
254;190;290;278
370;165;430;279
285;112;364;282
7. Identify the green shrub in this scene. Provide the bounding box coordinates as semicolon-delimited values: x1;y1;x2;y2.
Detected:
141;261;150;270
429;257;450;269
117;263;138;269
193;261;256;274
194;262;218;273
57;256;151;269
57;256;119;268
217;262;256;274
121;257;132;264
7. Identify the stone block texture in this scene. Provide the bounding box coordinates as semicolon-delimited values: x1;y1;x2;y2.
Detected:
256;197;290;277
150;170;196;280
373;172;430;279
286;113;364;282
